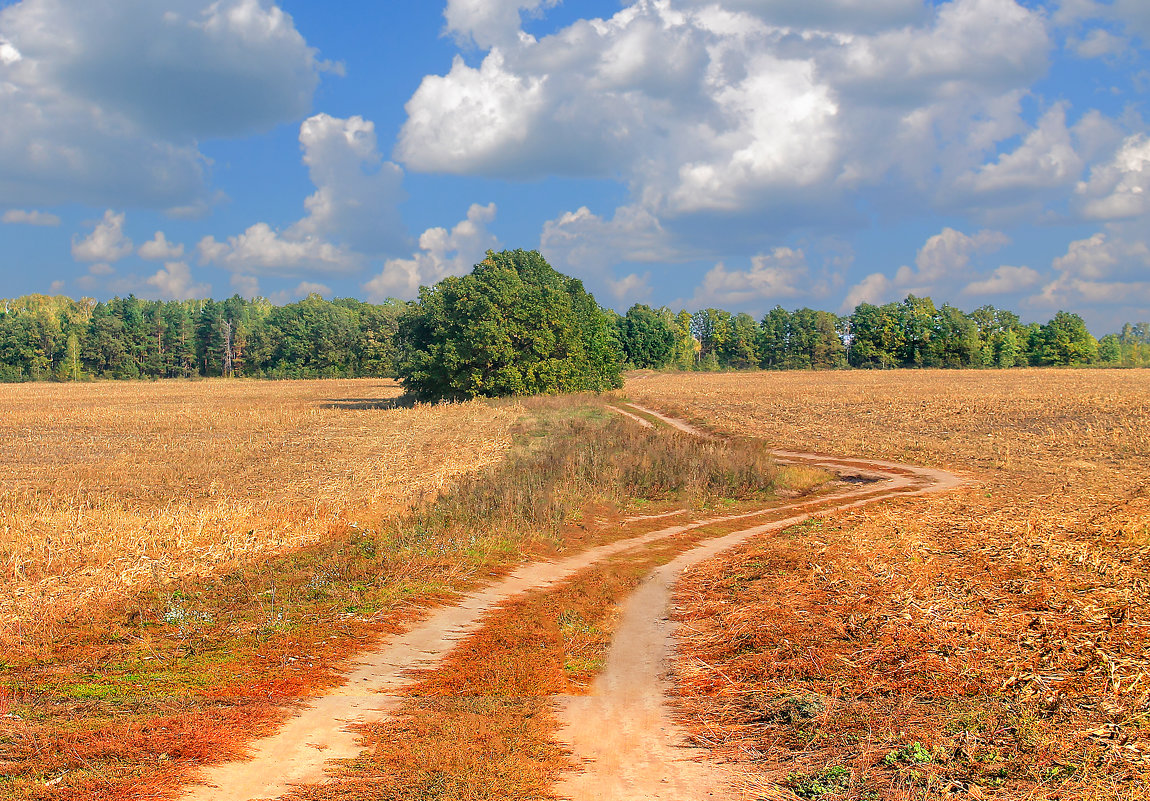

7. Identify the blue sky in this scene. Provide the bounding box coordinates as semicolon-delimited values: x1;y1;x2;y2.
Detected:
1;0;1149;333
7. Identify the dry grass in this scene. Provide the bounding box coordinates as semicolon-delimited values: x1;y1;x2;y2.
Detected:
627;369;1150;800
0;379;518;648
0;384;826;801
285;521;726;801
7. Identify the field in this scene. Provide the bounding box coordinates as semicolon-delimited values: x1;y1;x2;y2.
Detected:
2;370;1147;801
0;380;520;651
627;369;1150;799
0;380;825;800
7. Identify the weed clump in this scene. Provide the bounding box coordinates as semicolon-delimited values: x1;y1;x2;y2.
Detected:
787;765;852;799
402;395;784;561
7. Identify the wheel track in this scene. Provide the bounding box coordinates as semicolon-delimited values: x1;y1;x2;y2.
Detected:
178;404;963;801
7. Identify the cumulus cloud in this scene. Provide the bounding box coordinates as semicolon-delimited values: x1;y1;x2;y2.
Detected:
689;247;815;309
231;274;261;298
1029;226;1150;316
199;113;407;276
1055;0;1150;42
0;0;325;207
0;36;20;65
541;205;677;271
842;226;1009;309
198;223;354;275
71;210;134;263
269;281;333;304
678;0;927;32
2;209;60;226
1076;134;1150;220
401;0;1056;271
443;0;560;48
138;231;185;261
288;114;406;254
144;261;211;300
363;203;498;301
1070;28;1129;59
962;264;1041;295
960;104;1083;194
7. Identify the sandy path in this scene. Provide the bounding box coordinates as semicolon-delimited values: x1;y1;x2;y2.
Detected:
180;404;961;801
552;403;964;801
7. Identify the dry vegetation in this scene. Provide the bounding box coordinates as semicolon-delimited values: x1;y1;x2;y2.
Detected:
0;381;822;801
0;379;518;648
627;369;1150;800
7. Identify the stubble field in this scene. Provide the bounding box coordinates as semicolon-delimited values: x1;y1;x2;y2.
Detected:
628;369;1150;799
0;379;519;650
2;370;1147;801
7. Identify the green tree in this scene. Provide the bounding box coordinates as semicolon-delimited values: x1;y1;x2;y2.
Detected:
395;250;623;401
1038;311;1098;366
848;302;904;368
721;312;759;369
621;304;675;368
1097;333;1121;364
758;306;790;369
670;310;698;370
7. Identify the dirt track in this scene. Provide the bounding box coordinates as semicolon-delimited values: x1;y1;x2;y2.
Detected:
179;404;963;801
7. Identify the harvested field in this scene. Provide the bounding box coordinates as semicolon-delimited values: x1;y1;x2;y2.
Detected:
0;379;518;650
0;384;829;801
626;369;1150;799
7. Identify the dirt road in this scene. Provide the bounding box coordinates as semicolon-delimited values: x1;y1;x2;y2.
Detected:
179;405;963;801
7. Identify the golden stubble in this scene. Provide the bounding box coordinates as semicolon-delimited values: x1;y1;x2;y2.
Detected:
0;379;518;645
629;368;1150;798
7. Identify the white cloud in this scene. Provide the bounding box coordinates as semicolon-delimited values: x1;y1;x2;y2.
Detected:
962;264;1041;294
689;247;815;308
138;231;185;261
197;223;355;275
144;261;211;300
88;263;115;276
541;205;677;271
842;226;1009;309
1055;0;1150;42
49;279;64;292
679;0;927;32
1076;134;1150;220
903;227;1010;283
230;274;260;298
400;0;1053;265
363;203;499;301
199;113;407;277
287;113;406;254
841;272;894;311
71;210;134;262
960;104;1083;194
443;0;560;48
539;204;682;304
1029;226;1150;316
1070;28;1129;59
2;209;60;226
269;280;332;305
606;272;652;301
0;36;20;65
0;0;325;207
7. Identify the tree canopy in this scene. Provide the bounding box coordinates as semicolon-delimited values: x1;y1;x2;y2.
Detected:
0;283;1144;384
394;249;623;401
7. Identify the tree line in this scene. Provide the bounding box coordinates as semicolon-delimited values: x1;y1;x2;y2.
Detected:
1;282;1147;384
611;297;1149;371
0;293;405;382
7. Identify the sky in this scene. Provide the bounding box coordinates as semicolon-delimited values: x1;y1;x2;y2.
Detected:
1;0;1149;334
